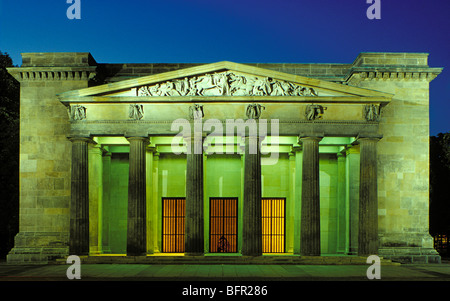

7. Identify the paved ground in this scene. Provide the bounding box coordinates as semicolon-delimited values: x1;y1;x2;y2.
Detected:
1;261;449;298
0;262;450;281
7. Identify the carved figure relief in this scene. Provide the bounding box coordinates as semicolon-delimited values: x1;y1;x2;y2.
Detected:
305;104;324;121
246;103;265;119
129;104;144;120
137;71;318;97
189;104;204;120
68;104;86;121
364;104;381;121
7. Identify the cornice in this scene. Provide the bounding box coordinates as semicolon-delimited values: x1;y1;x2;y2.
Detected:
7;66;97;82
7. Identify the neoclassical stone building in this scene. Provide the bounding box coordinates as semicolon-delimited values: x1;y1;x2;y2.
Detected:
6;52;443;264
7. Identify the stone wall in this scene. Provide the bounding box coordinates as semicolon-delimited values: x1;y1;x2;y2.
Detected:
347;53;441;263
7;53;96;263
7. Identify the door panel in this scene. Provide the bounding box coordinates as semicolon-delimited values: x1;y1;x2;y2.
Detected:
162;198;185;253
210;198;238;253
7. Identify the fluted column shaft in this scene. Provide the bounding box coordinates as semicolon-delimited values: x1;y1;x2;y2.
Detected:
69;137;91;255
127;137;149;256
242;134;262;256
300;136;322;256
185;135;204;255
358;137;379;256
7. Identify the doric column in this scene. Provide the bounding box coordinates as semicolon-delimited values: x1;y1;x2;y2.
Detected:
184;104;205;255
101;151;112;254
185;134;205;255
88;144;104;255
126;136;149;256
241;104;264;256
293;146;303;255
299;135;322;256
358;136;380;256
242;133;263;256
152;152;160;253
69;137;92;255
146;146;155;255
336;152;348;254
287;151;296;253
346;146;360;255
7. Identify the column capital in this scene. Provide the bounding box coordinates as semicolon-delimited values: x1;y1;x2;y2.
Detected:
291;145;302;152
146;145;157;152
298;135;323;144
355;134;382;142
67;135;95;144
88;144;105;155
182;132;207;141
126;136;150;143
153;152;160;160
337;151;346;158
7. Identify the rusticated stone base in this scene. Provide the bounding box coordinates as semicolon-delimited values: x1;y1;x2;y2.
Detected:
6;232;69;264
378;233;441;263
379;247;441;264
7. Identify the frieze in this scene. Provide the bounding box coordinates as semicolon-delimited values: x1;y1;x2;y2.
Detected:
137;71;319;97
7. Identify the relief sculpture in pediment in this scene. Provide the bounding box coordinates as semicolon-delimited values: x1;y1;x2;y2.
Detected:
137;71;318;97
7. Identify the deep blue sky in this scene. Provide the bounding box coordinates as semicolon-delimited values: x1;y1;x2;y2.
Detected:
0;0;448;135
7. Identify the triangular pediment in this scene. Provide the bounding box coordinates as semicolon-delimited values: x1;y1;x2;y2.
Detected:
58;61;392;101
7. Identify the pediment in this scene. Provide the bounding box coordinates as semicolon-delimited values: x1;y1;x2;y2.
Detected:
58;61;393;102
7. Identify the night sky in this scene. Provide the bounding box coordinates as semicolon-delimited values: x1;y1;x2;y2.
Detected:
0;0;448;135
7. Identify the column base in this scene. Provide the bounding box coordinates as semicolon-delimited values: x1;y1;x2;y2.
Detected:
126;252;147;257
185;252;204;256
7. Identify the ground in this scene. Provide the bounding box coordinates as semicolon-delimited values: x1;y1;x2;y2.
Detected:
1;260;449;297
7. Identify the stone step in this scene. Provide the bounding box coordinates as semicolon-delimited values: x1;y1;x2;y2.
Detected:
54;255;401;266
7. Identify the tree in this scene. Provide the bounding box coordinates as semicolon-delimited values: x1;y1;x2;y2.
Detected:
429;132;450;236
0;51;19;259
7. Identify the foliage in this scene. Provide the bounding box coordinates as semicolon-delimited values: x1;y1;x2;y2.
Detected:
430;132;450;235
0;51;19;259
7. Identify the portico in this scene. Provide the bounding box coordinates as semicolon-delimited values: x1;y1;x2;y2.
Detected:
59;61;391;258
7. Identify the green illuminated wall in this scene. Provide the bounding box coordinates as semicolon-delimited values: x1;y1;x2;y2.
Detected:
96;141;352;255
155;153;187;252
105;153;129;254
205;154;242;252
261;153;290;252
319;154;339;254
